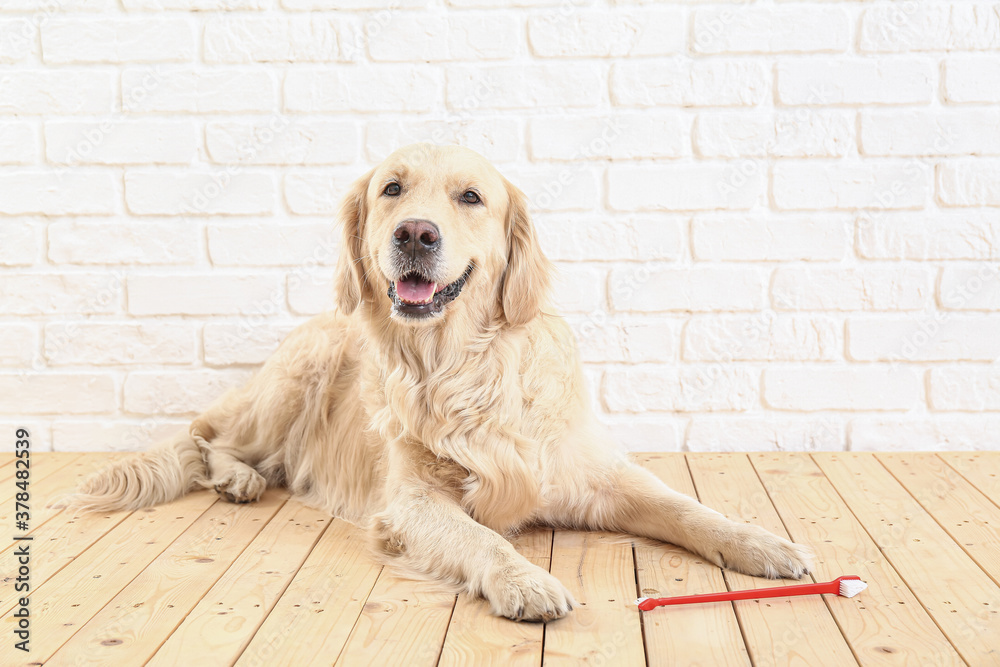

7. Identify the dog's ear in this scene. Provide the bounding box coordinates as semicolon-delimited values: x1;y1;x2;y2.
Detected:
334;168;375;314
501;179;553;327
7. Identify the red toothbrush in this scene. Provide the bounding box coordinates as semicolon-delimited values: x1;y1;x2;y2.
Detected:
636;575;867;611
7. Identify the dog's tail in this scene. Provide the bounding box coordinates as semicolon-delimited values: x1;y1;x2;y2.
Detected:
72;427;209;513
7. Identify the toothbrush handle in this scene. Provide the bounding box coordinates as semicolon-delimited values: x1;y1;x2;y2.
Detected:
637;580;838;611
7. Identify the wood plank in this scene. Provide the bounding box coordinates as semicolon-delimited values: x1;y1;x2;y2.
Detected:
815;452;1000;664
752;452;964;666
633;453;750;667
880;452;1000;585
543;530;645;666
939;452;1000;508
0;454;132;612
147;499;331;666
332;570;457;665
0;452;82;517
438;529;550;667
235;518;382;667
0;453;18;483
2;490;218;666
687;453;858;667
44;490;288;667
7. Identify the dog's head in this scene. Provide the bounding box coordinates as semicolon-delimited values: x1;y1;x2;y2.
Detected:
334;144;551;328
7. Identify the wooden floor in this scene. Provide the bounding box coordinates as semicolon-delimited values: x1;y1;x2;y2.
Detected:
2;452;1000;665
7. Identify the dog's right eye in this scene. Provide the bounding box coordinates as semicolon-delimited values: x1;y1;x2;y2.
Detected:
383;183;401;196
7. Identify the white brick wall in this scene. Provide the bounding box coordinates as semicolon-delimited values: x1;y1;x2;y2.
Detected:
2;1;999;453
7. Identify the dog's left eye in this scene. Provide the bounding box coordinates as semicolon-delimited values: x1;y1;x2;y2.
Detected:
462;191;480;204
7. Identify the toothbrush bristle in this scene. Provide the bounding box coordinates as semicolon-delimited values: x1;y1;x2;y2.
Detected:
839;579;868;598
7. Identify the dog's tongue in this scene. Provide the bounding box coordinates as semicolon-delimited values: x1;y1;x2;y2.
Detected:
396;276;437;304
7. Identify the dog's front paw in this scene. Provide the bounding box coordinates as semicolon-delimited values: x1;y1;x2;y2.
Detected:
711;523;813;580
212;467;266;504
483;562;575;622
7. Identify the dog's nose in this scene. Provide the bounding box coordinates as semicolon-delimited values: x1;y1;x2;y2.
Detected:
393;219;440;254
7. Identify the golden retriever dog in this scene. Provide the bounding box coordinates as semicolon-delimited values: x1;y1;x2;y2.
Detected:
76;144;811;621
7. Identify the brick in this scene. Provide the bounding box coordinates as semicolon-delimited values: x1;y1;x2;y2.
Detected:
365;119;520;164
0;18;34;63
445;0;559;6
604;366;757;413
534;215;683;263
692;214;850;261
286;66;440;112
610;267;764;313
52;419;191;453
205;15;341;63
203;323;298;366
370;13;518;61
611;60;766;107
772;267;932;311
764;367;920;411
0;171;117;215
567;314;679;363
609;163;764;211
772;160;929;211
530;114;690;161
283;169;359;215
528;9;683;57
693;7;849;54
124;170;276;216
0;122;37;164
930;368;1000;411
503;166;600;212
857;211;1000;260
128;274;283;316
550;265;606;314
861;110;1000;157
776;59;933;105
446;64;603;110
945;57;1000;103
0;221;38;266
600;416;683;452
206;119;357;165
287;273;335;315
283;0;426;8
45;323;196;365
0;71;114;114
42;18;195;63
849;315;1000;362
938;159;1000;206
684;315;840;362
122;0;267;8
850;418;1000;451
0;274;122;314
0;373;116;415
207;222;338;266
45;120;197;165
125;370;252;415
860;4;1000;52
0;421;51;453
2;0;112;8
123;67;277;113
687;417;845;452
695;110;852;158
939;266;1000;310
0;324;36;366
48;221;199;265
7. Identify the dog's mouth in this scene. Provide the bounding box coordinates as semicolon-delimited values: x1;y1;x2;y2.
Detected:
387;265;473;319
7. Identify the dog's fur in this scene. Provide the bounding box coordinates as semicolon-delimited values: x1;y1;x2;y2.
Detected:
76;144;811;621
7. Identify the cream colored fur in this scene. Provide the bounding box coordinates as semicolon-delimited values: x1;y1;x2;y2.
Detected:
75;144;812;621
